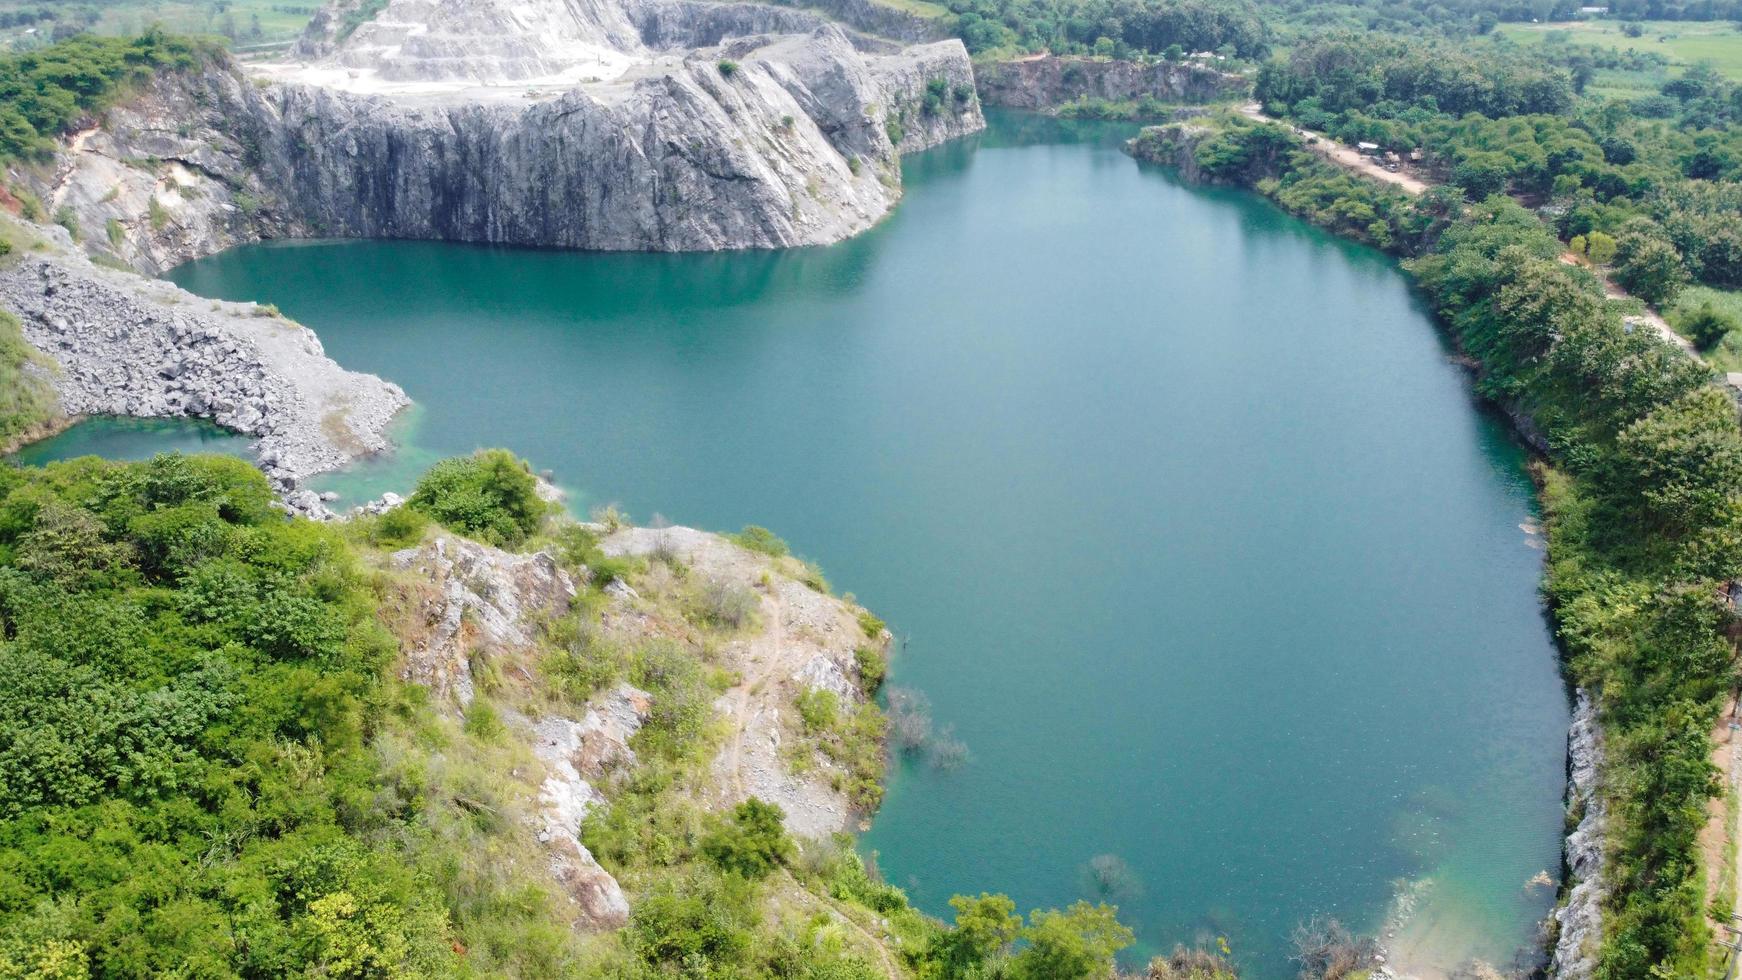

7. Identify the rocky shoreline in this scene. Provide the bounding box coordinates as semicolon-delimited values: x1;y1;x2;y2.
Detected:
1551;689;1606;979
0;223;408;515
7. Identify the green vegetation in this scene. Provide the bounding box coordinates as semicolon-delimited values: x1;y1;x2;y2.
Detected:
0;32;215;163
0;309;55;449
1674;300;1740;349
407;448;552;548
0;448;1162;978
729;523;789;557
1496;19;1742;81
1410;200;1740;980
0;0;317;47
946;0;1267;57
717;58;740;77
0;454;464;975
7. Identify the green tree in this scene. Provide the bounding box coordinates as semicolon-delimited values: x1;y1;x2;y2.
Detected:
1613;232;1690;308
1009;902;1134;980
1600;387;1742;550
1585;230;1618;266
702;798;794;878
924;893;1022;975
407;449;550;547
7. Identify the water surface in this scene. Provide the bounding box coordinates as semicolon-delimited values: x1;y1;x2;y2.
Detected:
159;113;1567;976
10;416;254;466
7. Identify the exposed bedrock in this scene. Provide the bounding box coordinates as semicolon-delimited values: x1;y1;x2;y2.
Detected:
977;55;1248;110
20;0;984;273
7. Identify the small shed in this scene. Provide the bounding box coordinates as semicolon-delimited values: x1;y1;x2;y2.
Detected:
1356;141;1380;154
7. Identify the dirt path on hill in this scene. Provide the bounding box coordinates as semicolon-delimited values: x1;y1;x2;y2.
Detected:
785;871;903;978
1556;252;1701;358
721;593;788;801
1237;102;1430;195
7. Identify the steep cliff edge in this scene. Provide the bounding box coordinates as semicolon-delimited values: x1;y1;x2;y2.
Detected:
19;0;984;273
976;56;1248;111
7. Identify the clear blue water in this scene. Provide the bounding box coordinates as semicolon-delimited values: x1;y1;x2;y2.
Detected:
26;112;1572;976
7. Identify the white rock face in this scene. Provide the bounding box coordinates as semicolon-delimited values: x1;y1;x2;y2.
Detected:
390;536;580;707
1553;689;1606;980
531;688;646;930
25;0;984;273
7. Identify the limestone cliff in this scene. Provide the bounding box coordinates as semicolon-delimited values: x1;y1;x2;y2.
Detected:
17;0;984;273
977;56;1248;111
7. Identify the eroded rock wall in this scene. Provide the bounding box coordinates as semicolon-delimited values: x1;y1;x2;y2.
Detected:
977;56;1248;110
17;0;983;272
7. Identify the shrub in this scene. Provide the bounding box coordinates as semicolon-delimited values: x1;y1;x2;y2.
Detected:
408;449;550;548
702;798;794;878
147;197;169;231
1613;230;1690;307
717;59;739;78
853;645;887;695
730;524;788;557
541;619;624;704
0;309;55;446
796;687;840;731
367;503;429;547
693;576;758;629
1676;302;1738;351
51;206;78;242
856;609;886;639
105;217;123;248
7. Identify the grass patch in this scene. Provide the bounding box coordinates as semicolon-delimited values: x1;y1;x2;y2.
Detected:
0;308;56;448
1494;19;1742;80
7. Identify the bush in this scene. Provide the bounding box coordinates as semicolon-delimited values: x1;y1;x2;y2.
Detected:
730;524;788;557
853;645;887;695
0;32;215;163
408;449;550;548
717;59;739;78
0;309;56;447
51;206;78;242
693;575;759;629
1676;302;1738;351
1613;230;1690;307
701;798;794;878
365;503;429;547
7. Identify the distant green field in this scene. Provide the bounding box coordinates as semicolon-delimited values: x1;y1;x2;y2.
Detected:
0;0;315;49
1495;19;1742;79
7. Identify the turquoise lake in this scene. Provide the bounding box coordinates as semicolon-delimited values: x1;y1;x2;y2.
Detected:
21;112;1574;975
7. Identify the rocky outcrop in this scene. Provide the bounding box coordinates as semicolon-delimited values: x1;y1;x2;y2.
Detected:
391;535;581;707
1125;120;1216;183
0;222;408;507
977;56;1247;111
602;524;893;838
21;0;984;273
1552;689;1605;980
